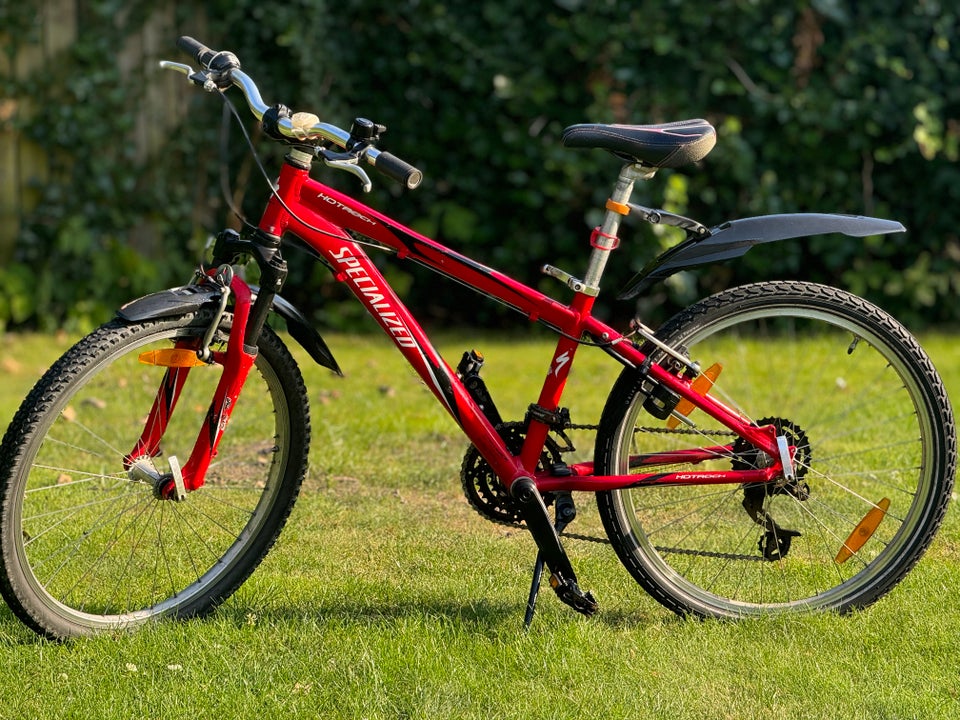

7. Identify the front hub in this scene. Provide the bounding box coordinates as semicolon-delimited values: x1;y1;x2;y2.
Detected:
127;456;183;501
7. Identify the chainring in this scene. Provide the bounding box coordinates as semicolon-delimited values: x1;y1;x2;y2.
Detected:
460;421;562;525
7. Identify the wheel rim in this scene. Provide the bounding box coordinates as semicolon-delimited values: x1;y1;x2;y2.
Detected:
10;324;291;632
611;301;940;615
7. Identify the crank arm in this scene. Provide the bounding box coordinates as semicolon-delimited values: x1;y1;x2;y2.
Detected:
512;479;597;618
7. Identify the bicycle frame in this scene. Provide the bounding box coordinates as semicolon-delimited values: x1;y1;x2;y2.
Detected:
133;152;787;497
8;35;954;640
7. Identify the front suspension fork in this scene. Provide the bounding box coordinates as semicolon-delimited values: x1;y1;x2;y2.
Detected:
125;271;258;498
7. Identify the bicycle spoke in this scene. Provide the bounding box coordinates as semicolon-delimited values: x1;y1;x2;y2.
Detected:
598;283;953;617
0;316;308;637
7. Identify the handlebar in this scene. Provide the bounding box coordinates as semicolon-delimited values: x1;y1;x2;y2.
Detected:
169;36;423;190
176;35;218;67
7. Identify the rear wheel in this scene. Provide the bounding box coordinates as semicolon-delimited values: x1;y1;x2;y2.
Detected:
0;312;310;639
595;282;955;617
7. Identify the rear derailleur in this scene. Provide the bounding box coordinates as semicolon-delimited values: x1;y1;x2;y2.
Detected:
735;417;812;561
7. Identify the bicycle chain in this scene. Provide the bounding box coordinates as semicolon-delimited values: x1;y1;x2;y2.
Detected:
559;532;764;562
565;423;738;437
463;422;743;558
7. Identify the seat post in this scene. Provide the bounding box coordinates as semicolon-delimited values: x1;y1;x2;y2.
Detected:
582;164;656;292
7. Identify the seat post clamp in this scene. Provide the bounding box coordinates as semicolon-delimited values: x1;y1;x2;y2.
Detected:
605;198;631;215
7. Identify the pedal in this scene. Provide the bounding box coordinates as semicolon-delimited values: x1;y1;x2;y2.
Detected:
457;349;504;427
549;573;598;617
516;482;597;627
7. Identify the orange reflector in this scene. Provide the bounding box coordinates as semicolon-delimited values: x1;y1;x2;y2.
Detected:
138;349;208;368
667;363;722;429
835;497;890;564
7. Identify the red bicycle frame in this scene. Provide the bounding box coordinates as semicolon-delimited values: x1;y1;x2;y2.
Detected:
134;153;787;496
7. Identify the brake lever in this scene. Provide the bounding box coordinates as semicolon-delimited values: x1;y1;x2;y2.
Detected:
158;60;218;92
161;58;373;192
318;148;373;193
159;60;194;76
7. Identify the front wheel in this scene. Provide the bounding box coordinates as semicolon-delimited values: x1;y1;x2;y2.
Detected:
0;311;310;639
595;282;955;618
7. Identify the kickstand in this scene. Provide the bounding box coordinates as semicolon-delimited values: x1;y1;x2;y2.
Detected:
523;552;546;630
523;492;576;631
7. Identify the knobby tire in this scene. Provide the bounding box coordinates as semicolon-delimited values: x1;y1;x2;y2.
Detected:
0;311;310;639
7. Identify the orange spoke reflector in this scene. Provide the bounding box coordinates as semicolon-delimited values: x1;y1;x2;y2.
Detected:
667;362;723;429
835;497;890;564
138;349;208;368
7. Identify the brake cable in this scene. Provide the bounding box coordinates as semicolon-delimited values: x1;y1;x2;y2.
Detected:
212;82;363;244
219;102;257;232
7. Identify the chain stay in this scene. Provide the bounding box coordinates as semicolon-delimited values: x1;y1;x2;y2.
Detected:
465;422;750;559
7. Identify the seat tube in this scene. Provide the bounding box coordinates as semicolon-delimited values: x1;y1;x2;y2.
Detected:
582;164;656;290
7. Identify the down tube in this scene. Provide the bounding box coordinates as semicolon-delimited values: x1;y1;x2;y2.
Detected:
326;243;525;485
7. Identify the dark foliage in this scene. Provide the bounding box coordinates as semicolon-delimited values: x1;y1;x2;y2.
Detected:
2;0;957;331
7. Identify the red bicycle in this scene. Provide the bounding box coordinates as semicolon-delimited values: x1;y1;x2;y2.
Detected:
0;37;954;639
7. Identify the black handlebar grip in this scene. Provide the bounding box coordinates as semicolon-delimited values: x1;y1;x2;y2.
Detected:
177;36;217;66
374;152;423;190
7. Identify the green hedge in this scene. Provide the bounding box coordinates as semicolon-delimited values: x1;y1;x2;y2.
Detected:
3;0;958;331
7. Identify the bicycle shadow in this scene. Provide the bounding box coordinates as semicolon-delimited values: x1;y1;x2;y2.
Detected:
0;603;53;646
214;589;668;636
0;587;668;645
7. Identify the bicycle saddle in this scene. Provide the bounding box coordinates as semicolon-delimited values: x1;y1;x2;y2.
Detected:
561;119;716;168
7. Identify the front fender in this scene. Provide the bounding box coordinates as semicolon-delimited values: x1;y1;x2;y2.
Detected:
117;284;342;376
261;287;342;376
117;284;220;321
619;213;905;299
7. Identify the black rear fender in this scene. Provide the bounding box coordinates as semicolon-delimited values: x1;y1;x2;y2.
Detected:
619;213;906;299
117;284;342;376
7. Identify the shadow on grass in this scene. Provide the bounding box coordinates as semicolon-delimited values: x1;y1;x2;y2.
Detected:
222;596;522;631
0;603;51;646
213;587;669;636
0;582;670;645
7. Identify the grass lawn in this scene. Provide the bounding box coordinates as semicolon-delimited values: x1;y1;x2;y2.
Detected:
0;326;958;719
